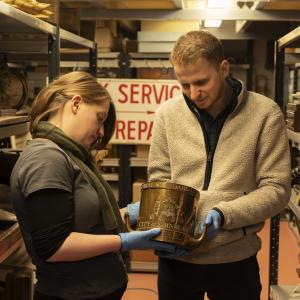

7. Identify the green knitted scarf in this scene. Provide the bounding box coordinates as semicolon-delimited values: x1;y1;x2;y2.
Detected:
32;121;125;233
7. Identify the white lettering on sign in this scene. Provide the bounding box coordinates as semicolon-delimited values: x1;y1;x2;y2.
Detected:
98;79;181;144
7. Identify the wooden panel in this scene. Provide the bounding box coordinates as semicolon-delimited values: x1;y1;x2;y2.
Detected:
106;0;177;9
62;0;177;9
263;1;300;10
0;223;22;263
137;68;175;80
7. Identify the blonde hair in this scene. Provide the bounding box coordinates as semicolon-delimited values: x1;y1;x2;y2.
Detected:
30;71;116;149
170;30;224;68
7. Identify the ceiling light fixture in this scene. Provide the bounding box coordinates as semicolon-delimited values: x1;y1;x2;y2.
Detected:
204;20;222;28
203;0;230;28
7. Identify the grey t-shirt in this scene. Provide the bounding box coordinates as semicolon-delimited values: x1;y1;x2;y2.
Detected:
10;139;127;299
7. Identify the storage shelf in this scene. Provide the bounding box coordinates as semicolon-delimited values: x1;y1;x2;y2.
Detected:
278;26;300;49
0;222;22;263
289;189;300;220
101;157;148;168
60;29;94;49
102;173;119;181
61;59;118;69
271;25;300;300
0;2;55;35
0;2;94;51
101;158;119;167
0;116;30;140
130;157;148;167
0;39;48;54
60;61;90;68
270;285;299;300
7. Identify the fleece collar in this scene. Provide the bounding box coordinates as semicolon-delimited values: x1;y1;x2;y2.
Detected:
183;76;244;119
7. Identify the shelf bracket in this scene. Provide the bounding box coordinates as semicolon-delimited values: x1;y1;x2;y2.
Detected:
48;29;60;82
89;44;97;77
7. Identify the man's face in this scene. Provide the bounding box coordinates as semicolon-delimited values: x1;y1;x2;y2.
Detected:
174;57;230;116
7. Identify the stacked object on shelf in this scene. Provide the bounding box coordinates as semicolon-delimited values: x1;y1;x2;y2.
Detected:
286;95;300;132
2;0;53;19
0;109;17;116
0;61;28;110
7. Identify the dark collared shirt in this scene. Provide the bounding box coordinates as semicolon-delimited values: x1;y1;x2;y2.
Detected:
184;76;241;157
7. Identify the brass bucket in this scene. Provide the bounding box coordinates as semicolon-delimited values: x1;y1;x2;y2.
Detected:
125;181;206;249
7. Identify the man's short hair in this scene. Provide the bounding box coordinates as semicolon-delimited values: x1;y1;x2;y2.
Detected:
170;30;225;68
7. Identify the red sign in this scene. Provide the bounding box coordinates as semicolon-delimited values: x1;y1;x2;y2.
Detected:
98;79;181;144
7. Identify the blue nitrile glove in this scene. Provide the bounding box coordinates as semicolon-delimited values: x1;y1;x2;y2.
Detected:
198;209;221;240
127;201;140;225
154;248;188;259
119;228;177;252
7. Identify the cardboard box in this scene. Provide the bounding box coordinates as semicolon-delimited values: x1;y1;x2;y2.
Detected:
136;145;149;159
60;8;80;34
95;27;115;52
137;68;175;80
80;20;96;41
132;181;144;203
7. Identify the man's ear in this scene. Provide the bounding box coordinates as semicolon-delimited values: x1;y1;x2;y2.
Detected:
220;60;230;78
71;95;83;114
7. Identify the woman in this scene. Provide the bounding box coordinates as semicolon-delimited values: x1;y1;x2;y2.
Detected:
10;71;176;300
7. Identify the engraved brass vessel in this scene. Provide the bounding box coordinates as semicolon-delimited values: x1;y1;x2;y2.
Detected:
125;181;206;249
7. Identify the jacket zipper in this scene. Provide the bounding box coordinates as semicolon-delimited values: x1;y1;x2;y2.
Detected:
193;108;213;191
186;81;241;192
203;151;213;190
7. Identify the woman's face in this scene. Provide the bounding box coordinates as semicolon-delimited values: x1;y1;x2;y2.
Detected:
67;97;110;150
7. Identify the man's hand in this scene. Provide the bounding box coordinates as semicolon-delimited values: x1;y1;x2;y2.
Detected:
119;229;177;252
198;209;221;239
127;201;140;225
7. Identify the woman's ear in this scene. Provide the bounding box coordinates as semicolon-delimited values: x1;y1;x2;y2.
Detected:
71;95;82;114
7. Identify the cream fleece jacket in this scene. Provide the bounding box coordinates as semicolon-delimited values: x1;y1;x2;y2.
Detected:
148;80;291;264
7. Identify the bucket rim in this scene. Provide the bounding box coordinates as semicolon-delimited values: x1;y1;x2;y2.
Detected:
141;181;199;197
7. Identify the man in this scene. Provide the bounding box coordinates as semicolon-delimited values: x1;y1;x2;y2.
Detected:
148;30;291;300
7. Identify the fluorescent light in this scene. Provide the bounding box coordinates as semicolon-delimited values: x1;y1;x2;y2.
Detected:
204;0;228;28
206;0;229;8
185;1;205;9
204;20;222;27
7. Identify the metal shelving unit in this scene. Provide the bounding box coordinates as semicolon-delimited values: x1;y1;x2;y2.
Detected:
0;1;97;140
101;158;120;167
0;116;30;140
101;158;119;181
0;3;98;272
0;2;97;81
130;157;148;167
0;2;56;35
271;25;300;300
102;173;119;181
